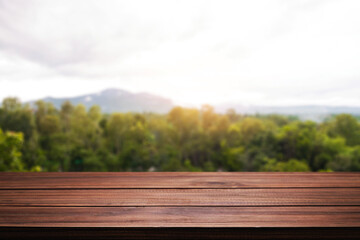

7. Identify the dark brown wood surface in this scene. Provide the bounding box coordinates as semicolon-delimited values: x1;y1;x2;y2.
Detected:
1;188;360;206
1;206;360;227
1;172;360;188
0;172;359;239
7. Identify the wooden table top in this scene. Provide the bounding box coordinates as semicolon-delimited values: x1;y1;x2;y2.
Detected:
1;172;360;239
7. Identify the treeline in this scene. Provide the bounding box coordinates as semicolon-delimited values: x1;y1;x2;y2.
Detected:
1;97;360;172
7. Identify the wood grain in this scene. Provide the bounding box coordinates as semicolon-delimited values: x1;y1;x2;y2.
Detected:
1;172;360;189
1;172;359;239
0;188;359;206
1;206;360;227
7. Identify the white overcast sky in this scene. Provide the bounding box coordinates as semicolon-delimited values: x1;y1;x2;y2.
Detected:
0;0;360;106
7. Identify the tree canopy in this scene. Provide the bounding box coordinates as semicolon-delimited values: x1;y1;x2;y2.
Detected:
0;97;359;172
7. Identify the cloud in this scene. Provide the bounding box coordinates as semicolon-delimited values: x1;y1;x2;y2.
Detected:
0;0;360;106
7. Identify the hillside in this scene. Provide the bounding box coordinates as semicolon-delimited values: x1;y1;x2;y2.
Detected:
30;88;174;113
27;89;360;120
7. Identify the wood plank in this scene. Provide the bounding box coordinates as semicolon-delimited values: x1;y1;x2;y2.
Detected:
1;206;359;227
1;227;360;240
1;188;359;206
1;172;360;189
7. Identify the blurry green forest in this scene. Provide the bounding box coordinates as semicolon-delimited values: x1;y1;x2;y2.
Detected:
1;97;360;172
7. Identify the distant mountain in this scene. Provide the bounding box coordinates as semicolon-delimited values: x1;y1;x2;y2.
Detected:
27;88;360;119
215;104;360;121
30;88;174;113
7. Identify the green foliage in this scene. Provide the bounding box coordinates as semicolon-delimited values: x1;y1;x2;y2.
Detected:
0;98;34;140
261;158;310;172
0;129;25;171
1;97;360;172
329;114;360;146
